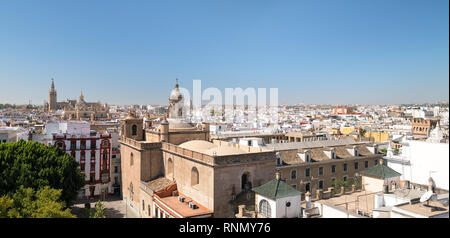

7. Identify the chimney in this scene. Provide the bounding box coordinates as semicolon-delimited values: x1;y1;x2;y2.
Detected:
275;171;281;180
340;186;345;195
305;192;312;209
238;205;246;217
145;120;152;129
328;187;335;197
316;189;323;200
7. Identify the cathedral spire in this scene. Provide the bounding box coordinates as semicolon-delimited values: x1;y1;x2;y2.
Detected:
50;78;55;92
175;78;179;88
79;91;84;102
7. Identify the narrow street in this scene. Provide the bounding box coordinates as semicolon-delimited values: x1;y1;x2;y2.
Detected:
71;196;139;218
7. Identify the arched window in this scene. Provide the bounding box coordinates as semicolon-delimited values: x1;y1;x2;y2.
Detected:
132;125;137;136
259;199;271;217
167;158;174;177
241;172;251;190
130;152;134;166
191;167;199;186
56;141;64;149
129;182;134;201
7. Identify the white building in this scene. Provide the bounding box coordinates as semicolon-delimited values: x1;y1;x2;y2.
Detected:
251;172;302;218
32;121;113;200
0;127;29;143
384;137;449;191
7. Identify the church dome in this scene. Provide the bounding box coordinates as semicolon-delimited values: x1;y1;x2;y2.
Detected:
169;82;183;101
179;140;216;152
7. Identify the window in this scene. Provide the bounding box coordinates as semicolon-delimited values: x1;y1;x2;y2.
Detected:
129;183;134;201
354;149;359;156
90;176;94;184
91;141;96;149
191;167;199;186
319;180;324;189
305;182;311;192
167;158;174;176
332;151;336;159
374;159;378;165
148;205;151;217
114;177;118;184
112;155;116;158
291;170;297;180
80;140;86;150
91;151;95;159
132;124;137;136
114;166;118;173
318;167;324;176
331;165;336;174
130;153;134;166
71;141;76;150
354;162;359;170
142;200;145;211
80;163;85;172
364;160;369;168
343;176;347;182
277;157;282;165
56;141;64;149
306;153;310;162
259;199;271;217
343;163;348;172
305;168;310;177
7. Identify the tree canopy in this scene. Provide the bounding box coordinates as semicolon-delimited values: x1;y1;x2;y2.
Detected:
0;186;75;218
0;140;84;205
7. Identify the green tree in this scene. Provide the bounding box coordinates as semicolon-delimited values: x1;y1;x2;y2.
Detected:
0;196;14;217
358;128;366;141
332;179;349;193
0;140;84;205
91;200;106;218
0;186;75;218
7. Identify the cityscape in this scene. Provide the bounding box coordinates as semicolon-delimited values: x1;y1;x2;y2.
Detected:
0;0;448;223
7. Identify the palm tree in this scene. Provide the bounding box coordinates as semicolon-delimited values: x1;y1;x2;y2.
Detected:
358;128;366;141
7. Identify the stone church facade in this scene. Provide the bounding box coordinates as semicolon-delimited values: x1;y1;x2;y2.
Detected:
46;79;110;121
120;82;277;218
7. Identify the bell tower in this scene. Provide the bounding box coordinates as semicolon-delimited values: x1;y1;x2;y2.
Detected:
120;111;144;141
48;78;57;112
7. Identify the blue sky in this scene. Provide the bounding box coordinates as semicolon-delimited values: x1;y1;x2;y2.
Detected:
0;0;448;105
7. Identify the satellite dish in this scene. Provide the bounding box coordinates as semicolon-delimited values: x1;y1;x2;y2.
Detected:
420;190;434;203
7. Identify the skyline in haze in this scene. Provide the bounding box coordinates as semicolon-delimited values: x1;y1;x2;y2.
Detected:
0;0;448;105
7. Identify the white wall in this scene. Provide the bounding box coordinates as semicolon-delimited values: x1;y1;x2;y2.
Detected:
315;202;365;218
275;196;301;218
363;176;385;193
256;194;277;218
388;140;449;190
256;194;301;218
